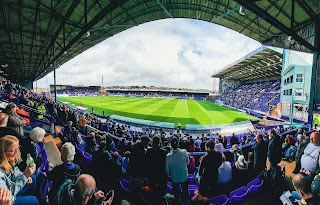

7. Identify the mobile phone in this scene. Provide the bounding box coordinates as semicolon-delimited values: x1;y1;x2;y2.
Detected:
104;190;114;201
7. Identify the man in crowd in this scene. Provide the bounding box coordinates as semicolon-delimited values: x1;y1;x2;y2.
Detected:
198;140;222;196
267;129;282;168
0;113;24;140
300;132;320;174
252;133;268;176
292;173;320;205
127;136;151;186
53;174;112;205
166;137;189;201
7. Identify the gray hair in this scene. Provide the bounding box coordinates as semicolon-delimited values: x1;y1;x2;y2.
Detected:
30;127;45;142
61;142;76;163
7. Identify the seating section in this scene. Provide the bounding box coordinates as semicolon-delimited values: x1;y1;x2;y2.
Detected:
216;80;280;113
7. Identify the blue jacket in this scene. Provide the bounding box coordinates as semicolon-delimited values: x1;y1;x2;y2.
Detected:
0;166;28;203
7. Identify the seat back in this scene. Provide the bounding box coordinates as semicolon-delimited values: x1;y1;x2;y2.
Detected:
120;179;135;192
247;178;261;189
209;194;229;205
229;186;249;204
248;180;264;195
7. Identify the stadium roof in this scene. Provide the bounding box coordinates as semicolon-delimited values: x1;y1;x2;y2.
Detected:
0;0;319;82
212;46;283;81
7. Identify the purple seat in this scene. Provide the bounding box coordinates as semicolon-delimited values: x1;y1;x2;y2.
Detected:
248;179;264;195
82;152;92;163
188;174;196;185
188;184;198;196
247;178;261;190
229;186;249;204
120;179;135;192
209;194;229;205
167;182;173;193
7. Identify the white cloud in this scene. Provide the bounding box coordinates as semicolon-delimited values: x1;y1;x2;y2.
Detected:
36;19;262;90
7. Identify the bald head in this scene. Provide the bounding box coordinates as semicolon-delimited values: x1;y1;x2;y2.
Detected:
74;174;96;205
310;132;320;146
0;113;9;127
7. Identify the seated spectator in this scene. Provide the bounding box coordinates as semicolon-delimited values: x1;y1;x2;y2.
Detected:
3;103;26;135
0;135;38;205
218;154;232;184
0;112;24;140
19;127;46;171
16;107;30;125
230;144;242;162
52;174;111;205
300;132;320;174
63;121;74;138
48;142;81;202
291;173;320;205
235;155;248;171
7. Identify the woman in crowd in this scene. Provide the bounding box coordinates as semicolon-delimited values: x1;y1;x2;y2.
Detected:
0;135;38;205
19;127;46;171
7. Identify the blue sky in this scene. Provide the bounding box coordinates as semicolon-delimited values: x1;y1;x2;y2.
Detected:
35;18;312;91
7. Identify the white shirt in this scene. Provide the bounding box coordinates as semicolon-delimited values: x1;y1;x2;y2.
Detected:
301;143;320;172
166;148;189;183
218;161;232;183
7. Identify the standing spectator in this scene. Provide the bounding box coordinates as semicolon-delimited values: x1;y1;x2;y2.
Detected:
218;154;232;184
230;133;239;145
222;136;228;148
127;136;151;186
198;140;222;196
252;134;268;176
194;137;202;152
166;137;190;201
146;136;167;196
78;115;88;135
3;103;26;135
267;129;282;168
0;135;38;205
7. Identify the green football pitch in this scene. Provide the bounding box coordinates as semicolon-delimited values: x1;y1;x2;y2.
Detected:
58;96;257;125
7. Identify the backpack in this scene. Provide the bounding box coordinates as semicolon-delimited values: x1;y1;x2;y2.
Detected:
190;194;210;205
51;180;75;205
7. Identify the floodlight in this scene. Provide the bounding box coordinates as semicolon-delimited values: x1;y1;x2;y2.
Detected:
86;31;90;38
239;6;246;16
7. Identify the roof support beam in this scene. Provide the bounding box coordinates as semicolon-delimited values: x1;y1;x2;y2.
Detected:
36;0;130;80
294;0;316;19
34;0;80;76
233;0;317;52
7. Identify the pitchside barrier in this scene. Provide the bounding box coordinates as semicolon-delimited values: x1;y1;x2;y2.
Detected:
109;114;255;135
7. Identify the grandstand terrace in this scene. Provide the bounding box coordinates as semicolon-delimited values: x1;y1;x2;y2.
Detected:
106;87;210;100
50;85;101;97
213;46;282;116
